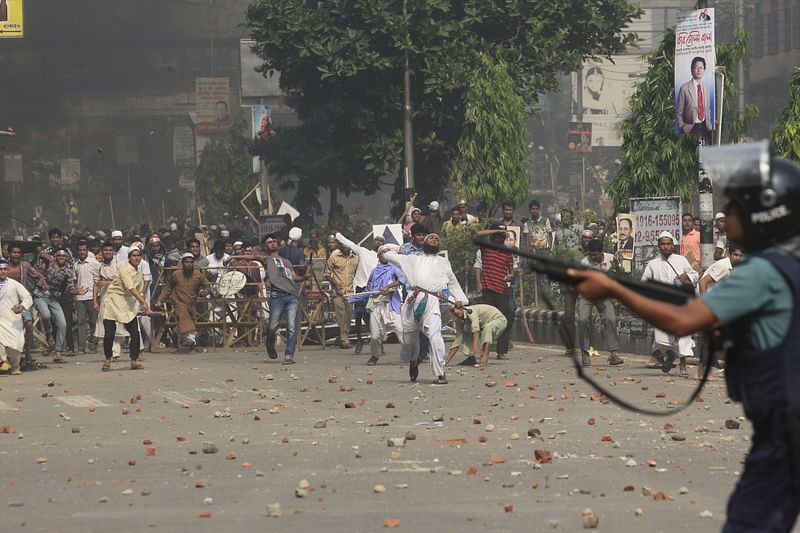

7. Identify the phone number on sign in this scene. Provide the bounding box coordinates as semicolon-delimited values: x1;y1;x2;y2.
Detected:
636;229;678;244
637;213;680;227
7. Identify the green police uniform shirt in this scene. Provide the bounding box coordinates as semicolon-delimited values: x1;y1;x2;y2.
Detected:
701;249;794;350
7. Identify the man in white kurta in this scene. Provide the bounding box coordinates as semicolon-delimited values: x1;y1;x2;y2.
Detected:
0;259;33;375
641;231;699;376
385;234;468;384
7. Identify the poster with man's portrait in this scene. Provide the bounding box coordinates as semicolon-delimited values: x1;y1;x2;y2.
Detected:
616;214;635;273
674;9;716;138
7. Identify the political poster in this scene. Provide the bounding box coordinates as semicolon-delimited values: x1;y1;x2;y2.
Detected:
615;214;635;273
674;8;716;138
576;56;645;147
195;77;232;135
173;126;195;168
60;158;81;188
630;197;681;268
3;153;23;182
253;104;275;141
0;0;24;39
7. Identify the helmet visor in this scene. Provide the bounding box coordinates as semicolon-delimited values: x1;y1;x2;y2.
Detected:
700;140;771;190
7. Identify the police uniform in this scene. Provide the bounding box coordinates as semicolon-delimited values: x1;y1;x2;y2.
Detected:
702;250;798;531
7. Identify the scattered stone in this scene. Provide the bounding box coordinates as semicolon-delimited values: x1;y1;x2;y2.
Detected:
385;402;395;409
203;497;213;505
587;418;596;425
634;507;643;516
294;488;307;498
699;510;713;519
504;504;514;513
373;484;386;493
71;427;81;434
383;518;401;528
344;402;356;409
582;508;599;529
725;419;741;430
535;449;553;464
485;381;497;388
404;431;416;440
510;432;520;440
679;486;689;494
266;503;282;517
121;489;134;496
485;424;495;432
201;442;218;454
298;479;310;490
313;420;327;429
528;428;541;438
625;459;638;468
7;502;24;507
36;457;47;464
387;437;406;448
671;434;687;442
548;519;559;528
98;497;109;503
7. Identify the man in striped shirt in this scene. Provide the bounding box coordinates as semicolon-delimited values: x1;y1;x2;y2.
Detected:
476;222;515;362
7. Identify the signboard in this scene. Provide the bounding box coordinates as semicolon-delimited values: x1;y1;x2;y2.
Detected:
567;122;592;153
630;197;681;268
3;153;22;182
0;0;24;39
259;214;290;239
173;126;195;168
240;39;283;99
218;270;247;297
178;168;195;191
674;8;716;138
116;135;139;165
60;158;81;188
577;56;645;147
195;77;232;135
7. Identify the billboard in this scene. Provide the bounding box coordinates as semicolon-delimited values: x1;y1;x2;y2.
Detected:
252;105;275;140
240;39;282;99
630;197;681;268
0;0;24;39
173;126;195;168
674;8;716;138
60;158;81;188
3;153;22;183
575;56;645;147
567;122;592;153
195;77;232;135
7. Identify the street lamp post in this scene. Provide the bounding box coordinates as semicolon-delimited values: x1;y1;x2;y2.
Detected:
402;0;414;197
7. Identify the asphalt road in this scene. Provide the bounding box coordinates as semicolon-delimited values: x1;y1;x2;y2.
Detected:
0;343;760;532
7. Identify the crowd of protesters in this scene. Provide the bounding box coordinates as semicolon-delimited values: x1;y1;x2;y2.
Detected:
0;199;739;383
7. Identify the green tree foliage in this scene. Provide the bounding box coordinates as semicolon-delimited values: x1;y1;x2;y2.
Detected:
451;54;529;208
195;120;259;220
772;67;800;163
440;222;479;290
609;29;758;211
246;0;641;214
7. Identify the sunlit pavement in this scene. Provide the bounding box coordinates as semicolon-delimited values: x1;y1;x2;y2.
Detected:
0;343;747;532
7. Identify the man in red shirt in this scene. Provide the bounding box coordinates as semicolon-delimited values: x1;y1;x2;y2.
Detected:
476;222;515;362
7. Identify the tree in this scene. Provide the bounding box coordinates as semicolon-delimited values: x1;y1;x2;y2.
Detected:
450;53;529;208
772;67;800;163
246;0;641;215
608;29;758;211
195;119;260;220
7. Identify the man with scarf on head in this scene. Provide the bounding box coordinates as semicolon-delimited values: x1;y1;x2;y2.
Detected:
335;230;384;354
157;253;211;352
357;243;407;365
99;247;149;371
385;233;468;384
0;259;33;375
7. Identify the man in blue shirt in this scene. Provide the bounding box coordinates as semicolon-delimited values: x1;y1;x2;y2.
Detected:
569;142;800;532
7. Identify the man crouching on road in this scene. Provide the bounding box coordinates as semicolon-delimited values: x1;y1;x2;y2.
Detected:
445;303;507;369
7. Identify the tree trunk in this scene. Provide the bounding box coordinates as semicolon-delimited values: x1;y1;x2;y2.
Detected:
328;185;339;219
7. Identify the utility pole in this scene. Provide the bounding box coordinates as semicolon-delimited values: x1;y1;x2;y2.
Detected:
402;0;415;198
696;0;714;270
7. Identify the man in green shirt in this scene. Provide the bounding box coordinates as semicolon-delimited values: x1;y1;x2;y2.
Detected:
445;304;507;368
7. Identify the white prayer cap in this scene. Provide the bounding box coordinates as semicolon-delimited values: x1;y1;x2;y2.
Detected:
428;201;439;211
580;229;594;238
377;244;400;255
410;206;422;214
130;241;144;251
289;227;303;240
220;229;230;238
111;230;123;238
233;241;243;247
714;212;726;220
181;252;194;260
657;231;675;242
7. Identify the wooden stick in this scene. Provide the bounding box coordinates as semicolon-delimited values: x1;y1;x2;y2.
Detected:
108;195;116;229
518;273;535;343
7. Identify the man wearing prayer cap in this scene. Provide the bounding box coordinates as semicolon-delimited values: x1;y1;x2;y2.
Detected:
0;258;33;375
640;230;699;377
157;252;211;352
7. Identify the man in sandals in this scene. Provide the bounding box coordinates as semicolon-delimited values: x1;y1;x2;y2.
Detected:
99;248;149;371
446;303;507;369
0;259;33;375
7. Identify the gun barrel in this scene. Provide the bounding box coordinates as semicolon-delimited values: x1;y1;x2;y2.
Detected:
474;239;693;306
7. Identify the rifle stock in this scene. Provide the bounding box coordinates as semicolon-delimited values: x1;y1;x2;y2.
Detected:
474;239;694;306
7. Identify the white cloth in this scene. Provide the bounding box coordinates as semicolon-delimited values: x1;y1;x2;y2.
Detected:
642;253;698;356
580;253;616;271
205;253;230;279
369;301;405;359
335;232;378;288
115;245;131;269
702;257;733;284
385;251;468;377
0;278;32;352
95;260;129;339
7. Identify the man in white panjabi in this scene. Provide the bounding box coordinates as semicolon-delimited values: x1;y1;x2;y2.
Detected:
385;233;468;384
641;231;699;377
0;259;33;375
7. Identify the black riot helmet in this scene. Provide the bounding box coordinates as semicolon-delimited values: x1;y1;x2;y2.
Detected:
701;141;800;251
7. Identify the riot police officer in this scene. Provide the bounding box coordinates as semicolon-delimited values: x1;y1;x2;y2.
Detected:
569;141;800;532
